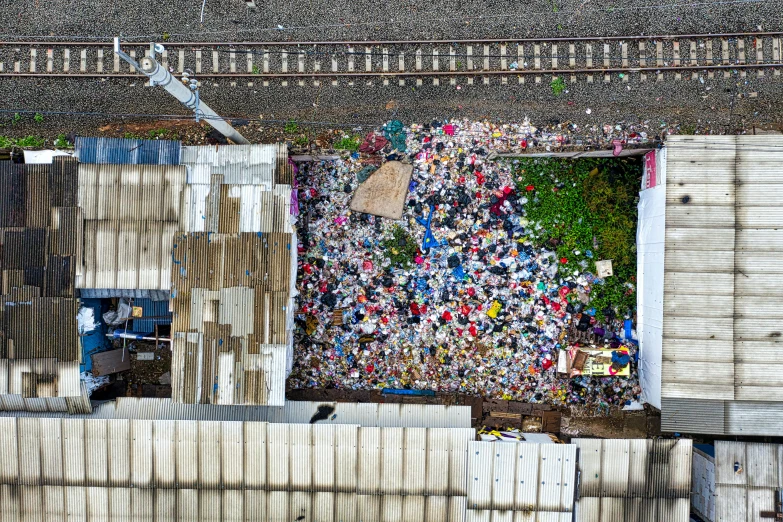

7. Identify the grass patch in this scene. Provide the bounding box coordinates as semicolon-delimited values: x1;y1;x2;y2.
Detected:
550;76;566;96
381;225;418;268
0;135;46;148
284;119;300;134
54;134;71;148
333;134;361;151
15;136;45;148
513;157;640;321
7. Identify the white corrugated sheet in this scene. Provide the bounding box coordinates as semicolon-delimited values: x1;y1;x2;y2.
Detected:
0;417;474;521
0;397;473;427
714;441;783;522
574;438;692;522
659;136;783;435
466;441;577;518
181;144;278;186
76;164;188;290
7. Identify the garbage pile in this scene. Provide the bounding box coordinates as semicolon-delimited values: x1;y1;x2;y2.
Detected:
291;119;641;410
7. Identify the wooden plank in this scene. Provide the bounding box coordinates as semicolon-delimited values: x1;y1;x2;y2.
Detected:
542;410;562;434
92;348;131;376
488;411;522;421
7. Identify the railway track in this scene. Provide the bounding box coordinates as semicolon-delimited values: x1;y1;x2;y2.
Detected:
1;33;781;87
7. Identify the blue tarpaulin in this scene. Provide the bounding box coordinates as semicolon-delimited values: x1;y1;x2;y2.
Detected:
78;298;110;373
381;388;436;397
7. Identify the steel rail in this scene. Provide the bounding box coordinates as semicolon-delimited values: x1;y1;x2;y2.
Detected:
1;63;780;79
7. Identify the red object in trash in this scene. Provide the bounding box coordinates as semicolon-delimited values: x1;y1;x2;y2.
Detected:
542;358;554;370
475;171;486;185
469;324;478;337
560;257;568;264
467;287;476;297
526;185;535;192
442;311;453;321
362;260;373;271
359;133;389;153
410;303;421;315
443;123;455;135
365;364;375;373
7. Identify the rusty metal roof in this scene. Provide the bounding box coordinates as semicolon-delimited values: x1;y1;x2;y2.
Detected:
0;159;85;410
0;159;80;298
170;232;294;406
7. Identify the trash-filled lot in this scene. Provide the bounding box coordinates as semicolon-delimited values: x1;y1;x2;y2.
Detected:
290;120;643;411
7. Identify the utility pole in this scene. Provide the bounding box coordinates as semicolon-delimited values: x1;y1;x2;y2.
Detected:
114;38;249;145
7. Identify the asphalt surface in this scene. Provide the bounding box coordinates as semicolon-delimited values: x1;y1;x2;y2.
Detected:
4;0;782;42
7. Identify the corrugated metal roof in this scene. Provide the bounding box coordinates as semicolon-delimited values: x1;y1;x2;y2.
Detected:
574;438;692;522
1;397;473;427
75;137;181;165
661;136;783;435
75;163;187;291
1;158;80;298
466;441;577;516
181;144;281;186
714;441;783;522
0;488;467;522
78;288;170;300
169;232;295;406
0;417;474;520
183;183;293;233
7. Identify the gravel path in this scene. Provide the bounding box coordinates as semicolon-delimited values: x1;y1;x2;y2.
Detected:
0;73;780;143
4;0;782;42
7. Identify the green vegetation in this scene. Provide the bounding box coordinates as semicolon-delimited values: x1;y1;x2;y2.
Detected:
10;113;22;125
550;76;566;96
252;64;260;75
513;158;641;321
679;123;696;135
333;134;361;151
54;134;71;148
293;135;309;147
0;135;46;148
33;113;44;123
123;132;145;139
162;32;171;42
147;128;171;139
284;119;300;134
381;225;418;268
